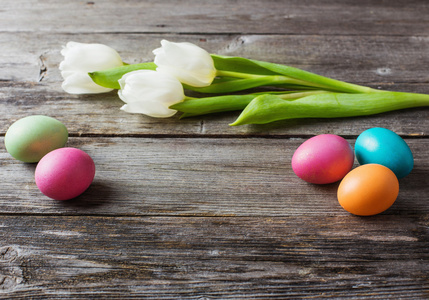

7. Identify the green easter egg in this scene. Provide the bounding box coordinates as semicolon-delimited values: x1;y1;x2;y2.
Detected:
5;115;68;163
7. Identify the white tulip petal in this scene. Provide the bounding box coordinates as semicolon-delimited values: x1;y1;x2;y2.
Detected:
120;102;177;118
59;41;123;94
153;40;216;87
118;70;185;118
61;72;113;94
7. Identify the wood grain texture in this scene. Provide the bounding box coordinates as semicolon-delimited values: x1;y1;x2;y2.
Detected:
1;137;428;216
3;33;429;86
2;33;429;136
2;82;429;137
1;0;429;298
2;0;429;35
0;215;428;298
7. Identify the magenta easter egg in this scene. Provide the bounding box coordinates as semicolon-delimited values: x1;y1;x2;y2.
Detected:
35;148;96;200
292;134;354;184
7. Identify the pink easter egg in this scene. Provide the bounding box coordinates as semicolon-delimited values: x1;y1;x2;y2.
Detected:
35;147;96;200
291;134;354;184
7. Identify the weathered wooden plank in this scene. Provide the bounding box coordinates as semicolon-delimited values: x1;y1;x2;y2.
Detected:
0;215;427;298
2;32;429;136
1;1;427;299
2;82;429;137
3;33;429;86
2;0;429;36
1;137;427;216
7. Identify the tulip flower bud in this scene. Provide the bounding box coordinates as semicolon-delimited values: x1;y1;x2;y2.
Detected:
59;41;123;94
153;40;216;87
118;70;185;118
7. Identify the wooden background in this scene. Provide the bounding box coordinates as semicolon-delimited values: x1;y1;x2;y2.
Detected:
1;0;428;298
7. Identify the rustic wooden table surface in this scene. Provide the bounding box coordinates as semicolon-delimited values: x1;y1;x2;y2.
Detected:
1;0;429;299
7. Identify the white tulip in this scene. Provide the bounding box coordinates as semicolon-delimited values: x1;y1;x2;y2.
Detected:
118;70;185;118
59;41;123;94
153;40;216;87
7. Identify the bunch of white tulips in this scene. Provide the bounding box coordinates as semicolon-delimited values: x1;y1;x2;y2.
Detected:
60;40;216;118
59;40;429;126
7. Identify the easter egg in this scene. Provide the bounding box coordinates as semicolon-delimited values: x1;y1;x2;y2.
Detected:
35;148;95;200
337;164;399;216
355;127;413;179
292;134;354;184
5;115;68;163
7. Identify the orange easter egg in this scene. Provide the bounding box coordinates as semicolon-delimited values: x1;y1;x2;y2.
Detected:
337;164;399;216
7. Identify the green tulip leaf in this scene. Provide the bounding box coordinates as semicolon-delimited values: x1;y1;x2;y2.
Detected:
230;92;429;126
88;62;157;89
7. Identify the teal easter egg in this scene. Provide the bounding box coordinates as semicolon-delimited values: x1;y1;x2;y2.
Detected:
355;127;413;179
5;115;68;163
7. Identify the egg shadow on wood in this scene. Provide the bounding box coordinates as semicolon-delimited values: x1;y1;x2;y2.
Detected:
58;180;114;209
387;165;429;216
22;162;37;172
314;180;341;194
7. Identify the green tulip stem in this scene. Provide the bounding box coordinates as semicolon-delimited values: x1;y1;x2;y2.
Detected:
215;70;265;80
212;55;378;94
171;90;329;117
214;70;333;91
